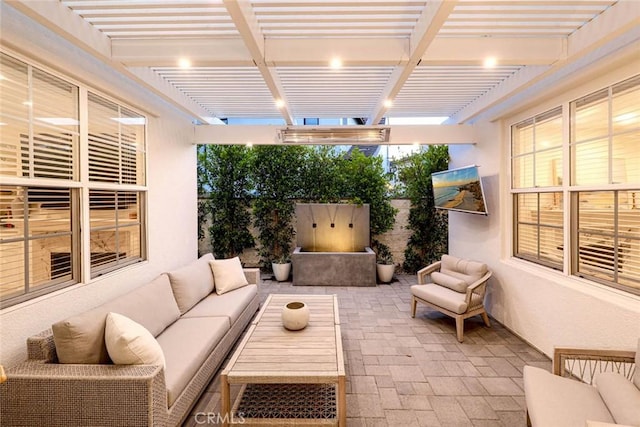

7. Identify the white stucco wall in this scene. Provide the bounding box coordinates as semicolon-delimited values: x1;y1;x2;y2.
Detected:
449;59;640;357
0;7;198;366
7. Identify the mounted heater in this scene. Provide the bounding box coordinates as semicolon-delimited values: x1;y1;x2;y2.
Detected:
277;126;391;144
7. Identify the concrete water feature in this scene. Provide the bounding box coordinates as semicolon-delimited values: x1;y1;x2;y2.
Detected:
292;203;376;287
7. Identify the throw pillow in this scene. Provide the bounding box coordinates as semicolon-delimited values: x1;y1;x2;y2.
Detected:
431;271;468;293
209;257;248;295
105;312;165;368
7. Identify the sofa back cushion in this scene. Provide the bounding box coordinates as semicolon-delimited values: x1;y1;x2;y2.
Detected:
52;274;180;364
440;255;488;286
596;371;640;426
167;253;215;314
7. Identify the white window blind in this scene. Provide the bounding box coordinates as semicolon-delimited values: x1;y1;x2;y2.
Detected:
572;76;640;186
0;185;75;304
515;192;563;269
512;107;564;270
89;189;143;278
575;191;640;293
88;93;145;185
512;107;563;189
1;51;147;308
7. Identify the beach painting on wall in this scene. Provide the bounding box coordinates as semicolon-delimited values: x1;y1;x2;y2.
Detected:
432;165;488;215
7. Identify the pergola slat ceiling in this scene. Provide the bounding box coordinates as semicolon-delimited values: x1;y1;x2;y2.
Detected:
58;0;621;123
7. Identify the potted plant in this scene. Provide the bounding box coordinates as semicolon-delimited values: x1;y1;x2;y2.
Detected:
251;146;305;280
374;241;395;283
271;254;291;282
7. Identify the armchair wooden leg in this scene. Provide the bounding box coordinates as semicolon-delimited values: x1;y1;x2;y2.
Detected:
410;296;417;318
455;317;464;342
481;311;491;327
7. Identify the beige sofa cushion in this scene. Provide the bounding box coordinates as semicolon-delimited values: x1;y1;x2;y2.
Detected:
411;284;482;314
524;366;614;427
596;372;640;426
183;284;258;324
52;274;181;364
431;271;468;293
105;313;165;368
440;254;487;285
156;317;230;407
167;253;215;314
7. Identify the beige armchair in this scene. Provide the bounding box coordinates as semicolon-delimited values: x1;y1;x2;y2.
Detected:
410;255;492;342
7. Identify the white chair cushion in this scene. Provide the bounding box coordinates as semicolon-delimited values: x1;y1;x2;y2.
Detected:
440;254;487;285
524;366;614;427
104;312;165;368
596;372;640;426
411;284;482;314
210;257;249;295
431;271;468;293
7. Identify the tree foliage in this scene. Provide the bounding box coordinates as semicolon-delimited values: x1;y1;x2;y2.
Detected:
397;145;450;273
197;145;254;259
251;145;306;267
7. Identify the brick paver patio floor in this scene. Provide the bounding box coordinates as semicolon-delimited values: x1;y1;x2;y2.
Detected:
183;274;550;426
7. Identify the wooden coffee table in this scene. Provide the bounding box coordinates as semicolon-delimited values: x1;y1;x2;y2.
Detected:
220;294;345;426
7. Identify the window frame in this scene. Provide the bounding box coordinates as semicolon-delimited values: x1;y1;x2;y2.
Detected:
510;75;640;296
0;49;148;308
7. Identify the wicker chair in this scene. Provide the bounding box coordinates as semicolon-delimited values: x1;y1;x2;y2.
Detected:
410;255;492;342
524;341;639;427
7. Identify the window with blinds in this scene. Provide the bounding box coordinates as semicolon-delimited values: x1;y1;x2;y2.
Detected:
88;93;145;185
0;51;147;308
570;76;640;294
512;75;639;296
512;108;564;269
0;185;75;304
514;192;563;269
89;190;144;278
571;76;640;185
574;191;640;293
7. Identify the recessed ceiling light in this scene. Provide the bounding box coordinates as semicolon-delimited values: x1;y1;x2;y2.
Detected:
275;99;286;108
178;58;191;68
483;57;497;68
22;101;32;107
330;57;342;69
383;99;393;108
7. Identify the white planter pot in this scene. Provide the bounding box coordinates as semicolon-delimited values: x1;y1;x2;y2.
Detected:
376;263;395;283
272;262;291;282
281;301;310;331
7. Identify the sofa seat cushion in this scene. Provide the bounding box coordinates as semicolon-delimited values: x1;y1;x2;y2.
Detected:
411;284;482;314
182;284;258;324
167;253;215;314
440;254;487;285
52;274;181;364
156;316;230;407
596;372;640;426
523;366;614;427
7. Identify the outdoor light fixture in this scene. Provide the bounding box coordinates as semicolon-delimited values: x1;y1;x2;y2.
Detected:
278;126;391;144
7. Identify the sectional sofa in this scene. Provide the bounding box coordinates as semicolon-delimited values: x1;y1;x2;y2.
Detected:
0;253;260;426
